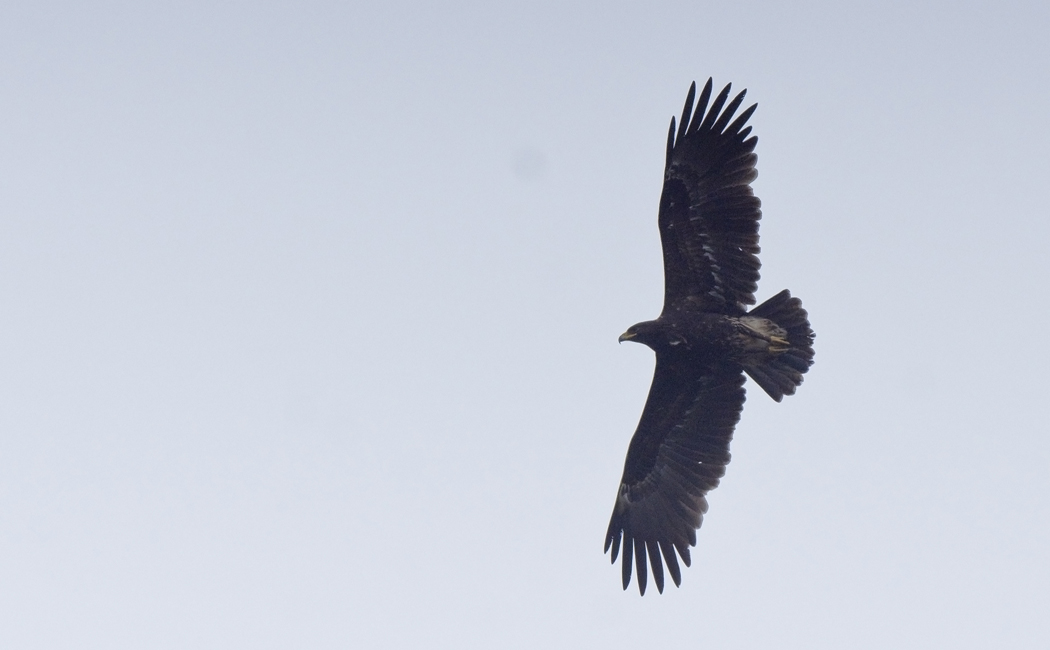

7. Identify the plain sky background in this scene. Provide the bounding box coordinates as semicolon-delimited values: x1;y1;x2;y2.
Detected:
2;1;1049;648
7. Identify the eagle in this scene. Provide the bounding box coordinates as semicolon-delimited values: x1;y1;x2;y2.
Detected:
605;79;815;595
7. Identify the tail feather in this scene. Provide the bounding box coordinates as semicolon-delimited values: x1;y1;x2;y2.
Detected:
744;289;814;402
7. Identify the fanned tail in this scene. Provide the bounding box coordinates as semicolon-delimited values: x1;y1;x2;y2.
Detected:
744;290;815;402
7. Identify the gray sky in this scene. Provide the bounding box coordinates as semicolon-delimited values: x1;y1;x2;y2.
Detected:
2;1;1048;648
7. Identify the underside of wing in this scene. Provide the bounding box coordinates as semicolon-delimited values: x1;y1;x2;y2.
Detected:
604;357;746;595
659;79;762;315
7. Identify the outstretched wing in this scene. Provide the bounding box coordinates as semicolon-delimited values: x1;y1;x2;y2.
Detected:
658;79;762;316
604;357;746;595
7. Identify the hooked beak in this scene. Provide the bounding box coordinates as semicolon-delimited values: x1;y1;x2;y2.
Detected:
618;331;636;344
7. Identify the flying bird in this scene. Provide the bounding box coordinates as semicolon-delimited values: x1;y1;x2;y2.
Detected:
605;79;815;595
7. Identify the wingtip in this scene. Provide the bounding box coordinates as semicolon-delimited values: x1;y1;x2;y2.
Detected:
680;545;692;567
605;530;620;562
634;540;648;596
686;78;714;137
647;541;665;594
665;118;676;168
727;102;759;138
678;83;697;144
698;82;733;132
663;546;682;588
621;536;634;590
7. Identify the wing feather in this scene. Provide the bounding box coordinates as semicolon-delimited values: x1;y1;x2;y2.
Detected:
660;540;682;587
711;89;747;134
676;82;696;144
604;357;747;594
698;82;732;132
686;78;713;136
658;79;762;315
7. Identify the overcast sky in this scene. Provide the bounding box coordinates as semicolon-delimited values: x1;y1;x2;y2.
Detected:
2;1;1048;648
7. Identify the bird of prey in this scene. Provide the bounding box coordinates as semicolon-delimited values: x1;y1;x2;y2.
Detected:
605;79;815;595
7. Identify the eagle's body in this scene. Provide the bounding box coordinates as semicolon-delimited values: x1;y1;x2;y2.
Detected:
605;79;815;595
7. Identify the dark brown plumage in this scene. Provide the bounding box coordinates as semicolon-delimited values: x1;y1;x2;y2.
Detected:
605;79;815;595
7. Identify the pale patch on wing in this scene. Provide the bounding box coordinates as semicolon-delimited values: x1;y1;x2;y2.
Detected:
701;240;725;301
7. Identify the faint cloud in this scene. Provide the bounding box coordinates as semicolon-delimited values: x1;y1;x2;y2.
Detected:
511;148;548;181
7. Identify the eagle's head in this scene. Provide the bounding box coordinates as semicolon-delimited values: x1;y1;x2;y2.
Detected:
619;320;687;351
